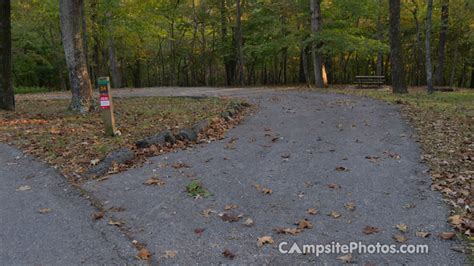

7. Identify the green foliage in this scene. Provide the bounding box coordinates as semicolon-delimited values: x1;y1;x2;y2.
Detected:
9;0;474;88
185;180;212;198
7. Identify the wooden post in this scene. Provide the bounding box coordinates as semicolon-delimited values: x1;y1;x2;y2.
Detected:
98;77;118;136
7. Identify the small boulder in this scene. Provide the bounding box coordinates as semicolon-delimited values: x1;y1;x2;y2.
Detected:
85;147;134;177
176;128;198;142
192;119;209;134
135;130;175;148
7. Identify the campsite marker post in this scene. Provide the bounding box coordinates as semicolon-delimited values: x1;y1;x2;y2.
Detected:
98;77;118;136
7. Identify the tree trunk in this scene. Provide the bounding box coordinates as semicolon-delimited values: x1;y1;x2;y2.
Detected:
448;43;458;88
388;0;407;93
410;0;424;85
425;0;434;93
376;1;384;77
310;0;324;88
235;0;244;86
106;10;122;88
0;0;14;110
434;0;449;86
60;0;93;113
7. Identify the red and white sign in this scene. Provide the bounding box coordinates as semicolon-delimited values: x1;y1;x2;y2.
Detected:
100;95;110;109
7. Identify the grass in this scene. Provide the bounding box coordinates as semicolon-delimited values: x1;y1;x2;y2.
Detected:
330;87;474;249
0;96;233;178
14;86;57;94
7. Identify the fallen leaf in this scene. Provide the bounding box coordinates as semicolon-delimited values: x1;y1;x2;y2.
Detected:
335;166;349;172
402;203;416;209
448;215;463;226
257;236;274;247
201;208;214;217
393;235;408;243
337;253;353;263
92;211;104;220
224;204;238;210
327;183;341;190
163;250;177;259
16;185;31;192
439;232;456;240
296;219;313;229
136;248;151;260
306;208;318;215
221;213;241;222
396;223;408;233
38;208;51;214
194;228;205;235
222;249;236;260
243;218;254;227
143;177;166;186
344;202;356;211
274;227;302;235
172;161;190;169
329;211;342;219
108;219;123;226
363;226;380;235
261;188;273;195
415;231;430;238
90;158;100;166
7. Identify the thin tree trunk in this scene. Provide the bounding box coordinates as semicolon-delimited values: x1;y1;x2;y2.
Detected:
235;0;244;86
410;0;423;85
106;10;122;88
425;0;434;93
376;0;384;77
59;0;93;113
434;0;449;86
388;0;407;93
310;0;324;88
0;0;14;110
449;43;458;88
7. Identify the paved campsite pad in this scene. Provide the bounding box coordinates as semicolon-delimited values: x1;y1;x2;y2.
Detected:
0;144;135;264
84;91;466;264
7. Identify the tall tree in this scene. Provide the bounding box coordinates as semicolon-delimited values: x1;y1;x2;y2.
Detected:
59;0;93;113
235;0;244;85
376;0;384;77
105;2;122;89
0;0;14;110
310;0;324;88
388;0;407;93
434;0;449;86
425;0;434;93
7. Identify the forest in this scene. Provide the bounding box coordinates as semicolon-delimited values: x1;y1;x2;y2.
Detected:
6;0;474;93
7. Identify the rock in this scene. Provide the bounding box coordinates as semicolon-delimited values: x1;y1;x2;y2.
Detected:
85;148;134;177
192;119;209;134
176;128;198;142
135;130;175;148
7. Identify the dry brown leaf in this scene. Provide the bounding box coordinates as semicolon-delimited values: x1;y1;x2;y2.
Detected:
329;211;342;219
194;228;205;234
261;188;273;195
243;218;254;227
335;166;349;172
224;204;238;210
448;215;463;226
393;235;408;243
274;227;302;235
38;208;51;214
306;208;318;215
296;219;313;229
327;183;341;190
172;161;190;169
163;250;177;259
136;248;151;260
344;202;356;211
396;223;408;233
439;232;456;240
257;236;274;247
363;226;380;235
221;213;241;222
415;231;430;238
92;211;104;220
108;219;123;226
201;208;214;217
143;177;166;186
16;185;31;192
337;253;353;263
222;249;236;260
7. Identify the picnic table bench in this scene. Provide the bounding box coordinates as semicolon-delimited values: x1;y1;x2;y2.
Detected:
354;76;385;88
